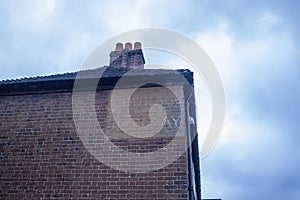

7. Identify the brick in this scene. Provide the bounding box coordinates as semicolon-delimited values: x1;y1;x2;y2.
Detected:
0;86;189;199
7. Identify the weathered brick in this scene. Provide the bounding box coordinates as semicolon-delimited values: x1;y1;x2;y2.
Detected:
0;85;189;199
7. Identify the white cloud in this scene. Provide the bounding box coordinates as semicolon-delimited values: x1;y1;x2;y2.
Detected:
252;11;282;33
1;1;299;198
102;1;152;33
9;0;56;31
95;0;188;34
1;0;191;80
193;10;299;198
33;0;56;22
195;11;297;88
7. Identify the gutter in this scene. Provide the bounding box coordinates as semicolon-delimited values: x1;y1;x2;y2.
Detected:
186;90;201;200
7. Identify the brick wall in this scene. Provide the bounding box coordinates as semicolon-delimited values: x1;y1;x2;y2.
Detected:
0;85;189;199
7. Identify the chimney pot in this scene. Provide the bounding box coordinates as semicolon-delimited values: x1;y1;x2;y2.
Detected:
110;42;145;69
134;42;141;50
125;43;132;51
115;43;123;51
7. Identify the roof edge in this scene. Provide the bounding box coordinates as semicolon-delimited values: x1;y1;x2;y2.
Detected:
0;68;194;96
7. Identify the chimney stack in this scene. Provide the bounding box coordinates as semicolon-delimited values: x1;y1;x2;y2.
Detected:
109;42;145;69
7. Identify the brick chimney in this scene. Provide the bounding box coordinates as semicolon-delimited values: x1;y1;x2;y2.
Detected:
109;42;145;69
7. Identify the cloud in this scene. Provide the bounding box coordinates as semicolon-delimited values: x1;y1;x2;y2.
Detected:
0;1;299;199
101;0;153;33
202;113;300;199
0;0;190;80
194;10;300;199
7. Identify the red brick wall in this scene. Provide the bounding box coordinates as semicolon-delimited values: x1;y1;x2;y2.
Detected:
0;86;189;199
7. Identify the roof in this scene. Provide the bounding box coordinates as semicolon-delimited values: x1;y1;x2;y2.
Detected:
0;66;194;96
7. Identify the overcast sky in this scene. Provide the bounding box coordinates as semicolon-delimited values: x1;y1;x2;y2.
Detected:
1;1;299;199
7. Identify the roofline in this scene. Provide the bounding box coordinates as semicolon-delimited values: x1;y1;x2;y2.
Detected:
0;68;194;96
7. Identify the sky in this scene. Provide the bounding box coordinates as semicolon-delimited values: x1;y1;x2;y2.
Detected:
0;0;300;199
